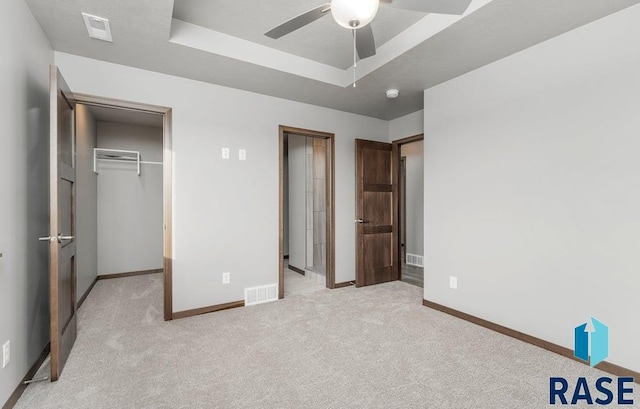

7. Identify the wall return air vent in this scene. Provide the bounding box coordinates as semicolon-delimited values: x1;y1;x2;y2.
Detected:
244;284;278;306
406;253;424;268
82;13;113;43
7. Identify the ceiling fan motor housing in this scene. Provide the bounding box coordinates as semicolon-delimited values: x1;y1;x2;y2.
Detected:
331;0;380;29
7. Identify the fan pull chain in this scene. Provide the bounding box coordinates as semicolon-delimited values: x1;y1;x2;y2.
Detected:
353;29;357;88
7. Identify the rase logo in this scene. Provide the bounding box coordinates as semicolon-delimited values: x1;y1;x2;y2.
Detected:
574;316;608;367
549;317;635;405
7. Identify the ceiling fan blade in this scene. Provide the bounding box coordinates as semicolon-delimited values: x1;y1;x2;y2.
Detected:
384;0;473;15
356;24;376;60
265;3;331;39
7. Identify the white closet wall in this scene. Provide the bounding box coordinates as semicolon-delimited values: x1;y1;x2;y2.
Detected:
76;105;98;295
96;121;163;275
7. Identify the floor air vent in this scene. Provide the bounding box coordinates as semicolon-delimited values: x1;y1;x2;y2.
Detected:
244;284;278;306
406;253;424;267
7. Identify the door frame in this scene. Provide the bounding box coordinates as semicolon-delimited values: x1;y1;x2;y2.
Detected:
399;156;407;279
391;133;424;277
71;93;174;321
278;125;335;299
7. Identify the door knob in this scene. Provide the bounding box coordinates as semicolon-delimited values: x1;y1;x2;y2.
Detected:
39;235;75;243
355;219;365;224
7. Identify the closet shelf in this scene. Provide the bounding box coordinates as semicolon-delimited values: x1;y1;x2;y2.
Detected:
94;148;162;176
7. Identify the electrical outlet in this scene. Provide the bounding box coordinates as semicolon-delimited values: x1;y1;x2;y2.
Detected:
239;149;246;161
222;272;230;284
2;340;10;369
221;147;230;159
449;276;458;290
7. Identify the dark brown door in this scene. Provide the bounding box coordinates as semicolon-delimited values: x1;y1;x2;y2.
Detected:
355;139;398;286
399;156;407;268
45;65;77;381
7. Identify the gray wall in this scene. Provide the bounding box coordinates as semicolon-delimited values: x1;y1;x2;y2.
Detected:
75;105;98;298
54;51;390;312
287;134;307;271
96;121;164;275
423;3;640;371
389;110;423;142
0;0;52;405
401;141;424;257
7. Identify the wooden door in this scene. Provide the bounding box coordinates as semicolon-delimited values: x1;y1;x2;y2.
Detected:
399;157;407;266
47;65;77;381
355;139;398;286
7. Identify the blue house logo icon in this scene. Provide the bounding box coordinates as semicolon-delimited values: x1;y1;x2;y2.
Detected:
574;317;608;367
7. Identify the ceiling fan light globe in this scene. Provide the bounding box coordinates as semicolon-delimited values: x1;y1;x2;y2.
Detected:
330;0;379;29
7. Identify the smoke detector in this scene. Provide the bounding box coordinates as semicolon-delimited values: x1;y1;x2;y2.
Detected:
386;89;399;99
82;13;113;43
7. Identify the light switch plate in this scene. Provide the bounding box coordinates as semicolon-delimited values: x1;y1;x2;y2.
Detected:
221;148;230;159
2;340;10;369
449;276;458;290
239;149;246;161
222;272;230;284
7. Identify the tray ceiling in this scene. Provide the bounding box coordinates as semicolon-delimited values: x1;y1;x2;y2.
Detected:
24;0;640;120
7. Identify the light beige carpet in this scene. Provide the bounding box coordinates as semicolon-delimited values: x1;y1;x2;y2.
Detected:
14;274;638;409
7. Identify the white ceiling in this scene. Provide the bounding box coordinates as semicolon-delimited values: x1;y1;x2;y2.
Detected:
85;105;164;128
24;0;640;120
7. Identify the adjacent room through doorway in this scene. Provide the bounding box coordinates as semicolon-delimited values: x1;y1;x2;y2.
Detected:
75;102;166;312
279;126;336;298
396;135;424;288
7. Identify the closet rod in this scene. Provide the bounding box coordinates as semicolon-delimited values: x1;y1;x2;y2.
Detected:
96;157;162;164
96;155;137;161
94;148;140;175
93;148;162;175
97;156;161;165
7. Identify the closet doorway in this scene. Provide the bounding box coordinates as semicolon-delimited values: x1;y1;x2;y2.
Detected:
279;126;335;298
73;94;173;321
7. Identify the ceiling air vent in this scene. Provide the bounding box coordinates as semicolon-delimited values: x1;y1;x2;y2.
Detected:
82;13;113;43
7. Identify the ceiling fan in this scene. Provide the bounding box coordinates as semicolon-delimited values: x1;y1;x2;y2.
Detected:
265;0;474;61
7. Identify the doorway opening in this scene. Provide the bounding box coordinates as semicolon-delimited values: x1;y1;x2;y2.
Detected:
279;126;335;298
394;134;424;288
354;135;423;289
72;94;173;321
46;67;173;382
